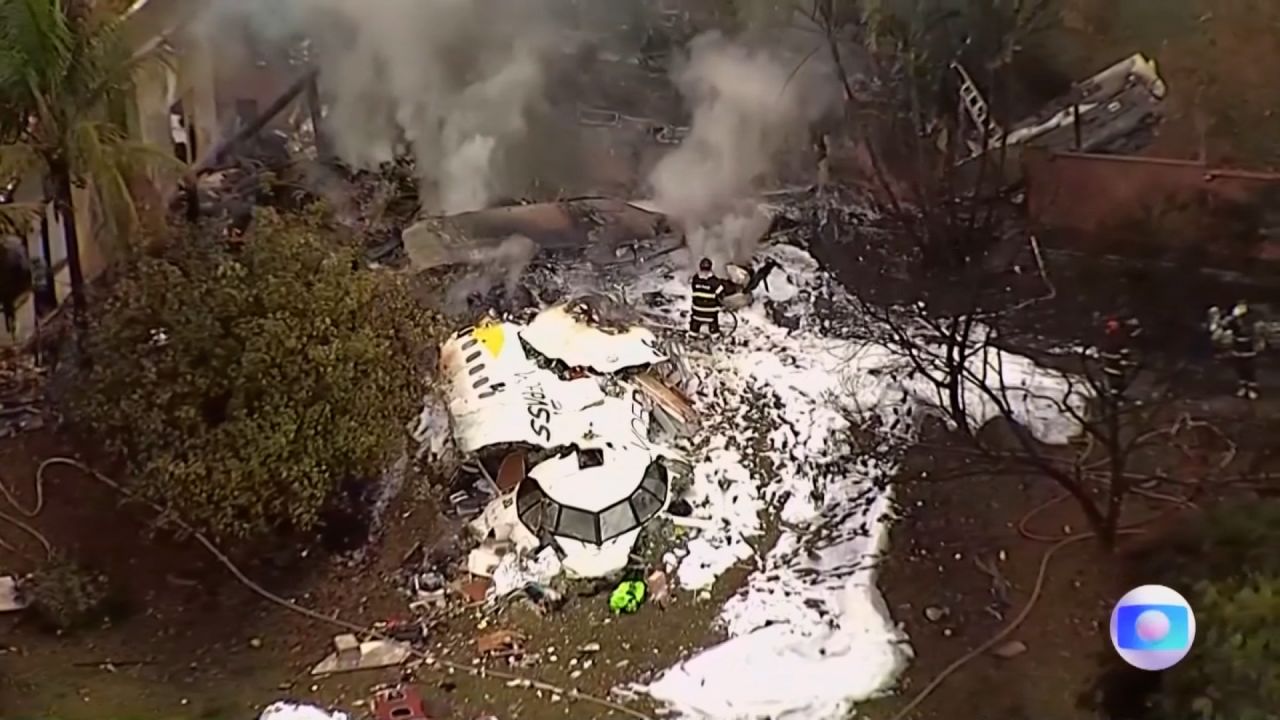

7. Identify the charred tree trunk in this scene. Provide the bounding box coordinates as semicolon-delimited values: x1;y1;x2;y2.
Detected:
1100;403;1127;550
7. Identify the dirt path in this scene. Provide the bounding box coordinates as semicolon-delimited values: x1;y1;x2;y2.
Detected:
0;428;747;720
859;434;1194;720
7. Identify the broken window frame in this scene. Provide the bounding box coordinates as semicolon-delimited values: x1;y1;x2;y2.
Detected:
598;499;639;539
514;459;670;545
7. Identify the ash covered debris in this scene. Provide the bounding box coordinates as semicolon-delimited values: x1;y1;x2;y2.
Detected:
177;0;857;333
196;0;684;215
400;197;673;272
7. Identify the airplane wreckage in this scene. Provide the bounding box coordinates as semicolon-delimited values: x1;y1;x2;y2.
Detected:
414;196;797;579
439;298;698;579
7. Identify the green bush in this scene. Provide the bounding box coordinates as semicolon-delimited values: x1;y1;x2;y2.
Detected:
1140;499;1280;720
22;555;110;632
69;208;442;540
1138;500;1280;585
1160;574;1280;720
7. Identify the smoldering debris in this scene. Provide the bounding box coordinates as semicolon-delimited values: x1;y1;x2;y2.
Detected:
684;203;773;269
196;0;570;215
191;2;849;313
647;31;839;268
438;234;538;315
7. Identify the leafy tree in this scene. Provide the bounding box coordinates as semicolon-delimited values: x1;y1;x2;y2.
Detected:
0;0;173;325
67;208;443;541
1139;500;1280;587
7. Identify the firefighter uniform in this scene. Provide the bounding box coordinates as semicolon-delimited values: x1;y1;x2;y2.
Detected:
690;269;725;335
1099;317;1140;403
1222;302;1262;399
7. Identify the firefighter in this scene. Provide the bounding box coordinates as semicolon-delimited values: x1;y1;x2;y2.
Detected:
689;257;725;335
1099;315;1140;403
1221;301;1263;399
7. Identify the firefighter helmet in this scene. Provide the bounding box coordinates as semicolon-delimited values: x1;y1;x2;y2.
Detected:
699;257;713;272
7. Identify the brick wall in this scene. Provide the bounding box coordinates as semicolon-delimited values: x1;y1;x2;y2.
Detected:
1024;148;1280;262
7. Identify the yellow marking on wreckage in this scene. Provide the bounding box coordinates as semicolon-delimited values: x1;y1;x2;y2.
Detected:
472;320;505;357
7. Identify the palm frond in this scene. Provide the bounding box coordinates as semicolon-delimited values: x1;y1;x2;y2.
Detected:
0;201;40;235
72;3;171;112
0;142;41;184
0;0;76;107
2;0;176;260
69;120;182;245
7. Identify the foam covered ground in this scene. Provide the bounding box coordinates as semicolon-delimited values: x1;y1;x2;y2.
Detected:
408;236;1085;720
259;702;349;720
620;243;1084;719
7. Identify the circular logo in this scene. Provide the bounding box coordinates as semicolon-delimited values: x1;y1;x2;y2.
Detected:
1110;584;1196;671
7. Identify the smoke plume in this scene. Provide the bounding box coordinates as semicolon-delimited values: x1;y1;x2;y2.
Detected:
441;234;538;313
647;31;837;267
196;0;565;214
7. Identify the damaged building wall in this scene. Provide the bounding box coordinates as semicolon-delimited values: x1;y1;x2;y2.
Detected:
3;0;216;348
1;175;103;348
1025;148;1280;264
122;0;221;157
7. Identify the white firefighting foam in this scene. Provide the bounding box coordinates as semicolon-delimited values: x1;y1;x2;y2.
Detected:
623;243;1084;719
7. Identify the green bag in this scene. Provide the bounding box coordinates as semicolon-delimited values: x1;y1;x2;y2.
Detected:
609;580;647;614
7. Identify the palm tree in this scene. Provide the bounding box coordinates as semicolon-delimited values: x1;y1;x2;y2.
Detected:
0;0;171;327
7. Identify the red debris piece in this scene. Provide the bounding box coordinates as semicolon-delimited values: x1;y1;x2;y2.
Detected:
373;684;433;720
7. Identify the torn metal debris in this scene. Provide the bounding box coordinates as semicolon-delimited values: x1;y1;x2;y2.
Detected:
309;634;412;676
955;53;1168;190
438;300;693;579
0;576;27;612
372;685;436;720
401;197;674;271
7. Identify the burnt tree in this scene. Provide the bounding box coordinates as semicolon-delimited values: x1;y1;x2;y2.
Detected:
851;284;1228;549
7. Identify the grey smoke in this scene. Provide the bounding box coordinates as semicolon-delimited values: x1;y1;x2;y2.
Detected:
647;31;837;268
441;234;538;312
195;0;566;214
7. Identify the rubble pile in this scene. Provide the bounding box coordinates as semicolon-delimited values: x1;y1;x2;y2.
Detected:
0;354;45;439
383;293;702;668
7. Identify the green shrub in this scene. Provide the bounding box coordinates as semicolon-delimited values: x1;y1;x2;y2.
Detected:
69;208;443;540
22;555;110;632
1136;500;1280;585
1160;574;1280;720
1137;499;1280;720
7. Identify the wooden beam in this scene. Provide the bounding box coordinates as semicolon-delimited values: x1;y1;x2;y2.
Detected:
189;68;318;177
